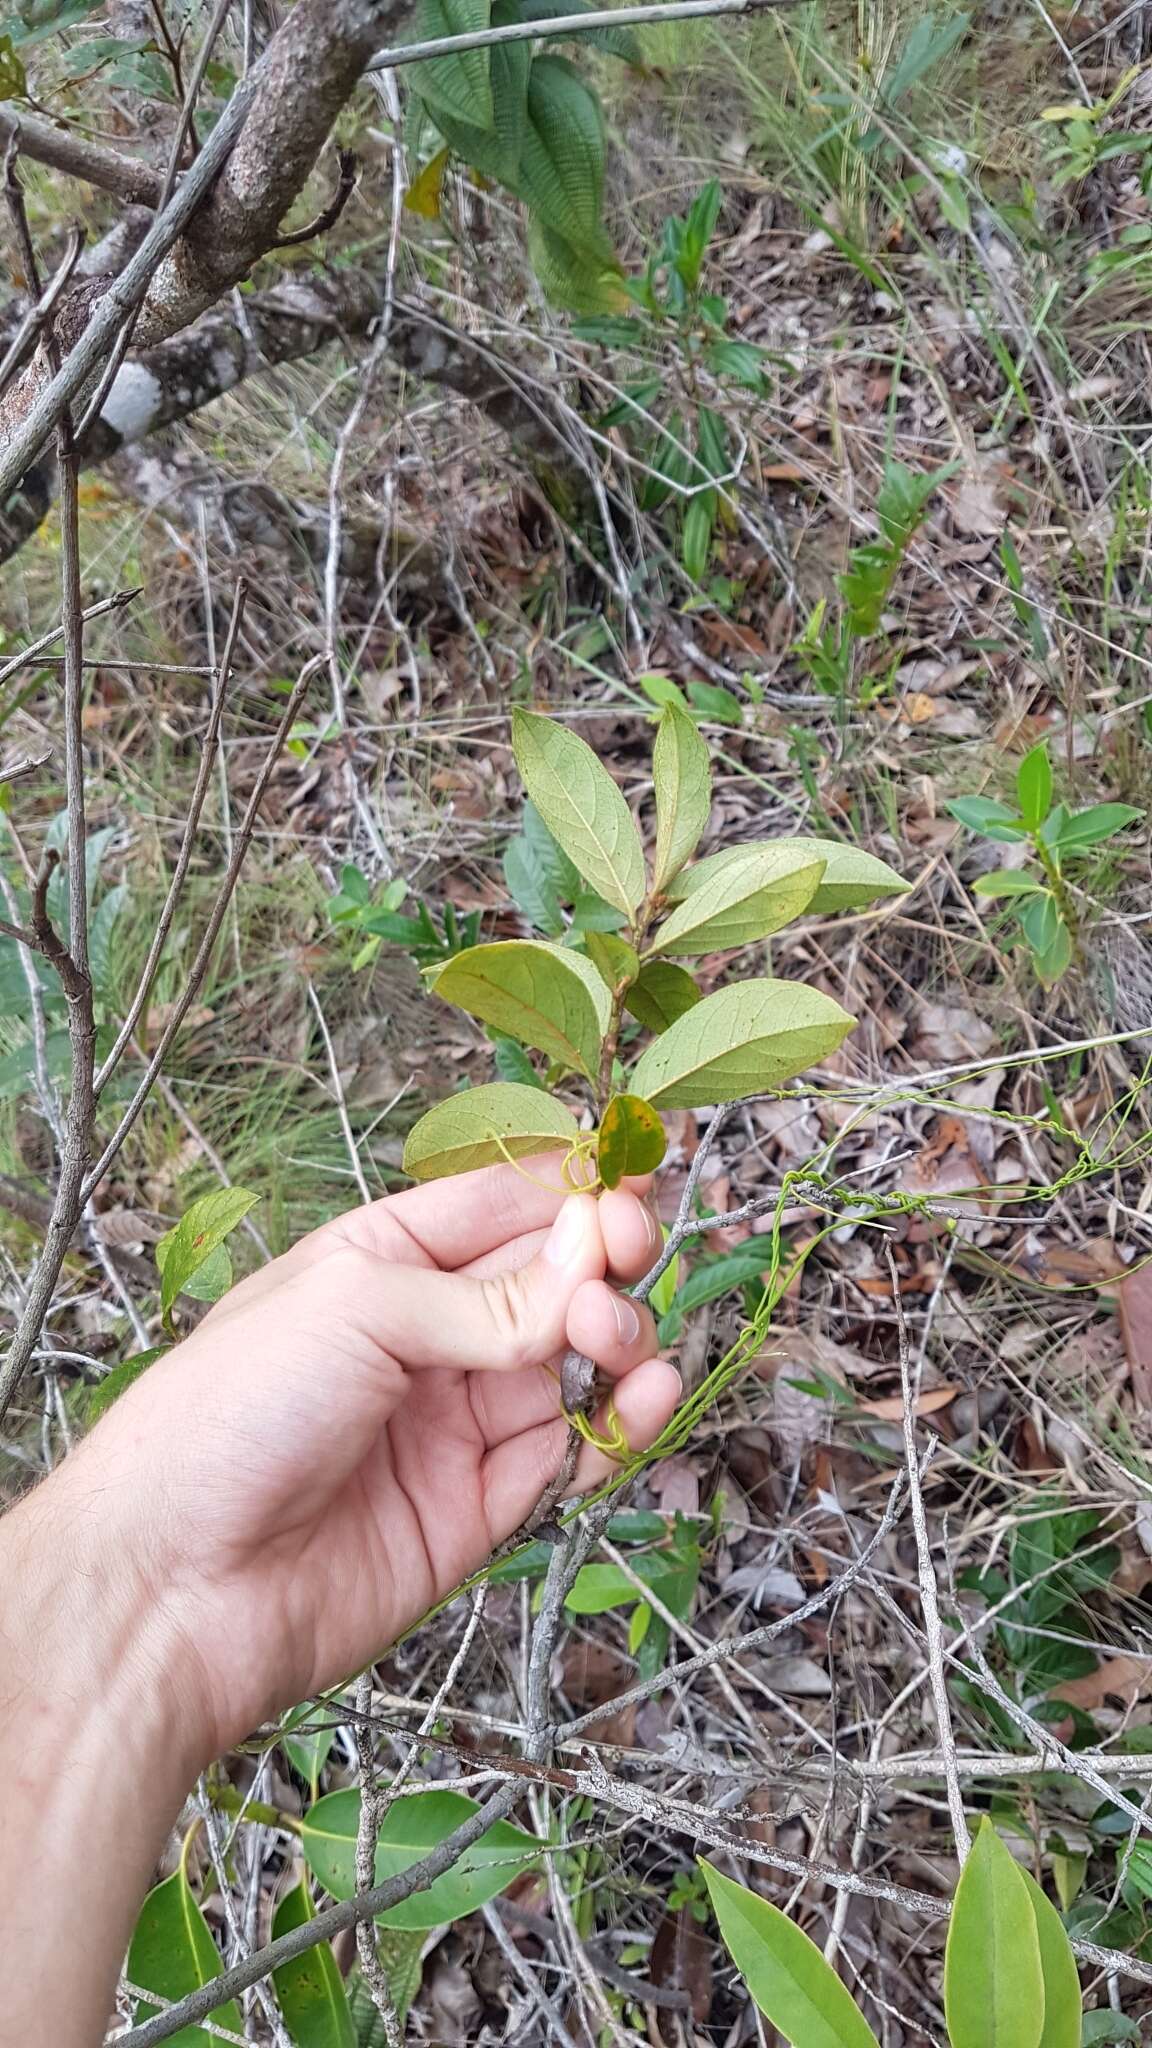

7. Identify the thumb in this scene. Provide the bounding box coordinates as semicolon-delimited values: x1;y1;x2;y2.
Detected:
334;1192;608;1375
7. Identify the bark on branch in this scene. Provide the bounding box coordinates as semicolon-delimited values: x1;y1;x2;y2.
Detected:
1;274;591;565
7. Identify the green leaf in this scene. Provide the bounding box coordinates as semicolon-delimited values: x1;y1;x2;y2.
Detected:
700;1861;881;2048
946;796;1029;843
87;1346;167;1422
156;1238;233;1306
1019;1870;1081;2048
403;1080;580;1180
410;0;494;131
1018;891;1060;958
490;1032;545;1088
512;709;645;917
584;930;639;992
272;1884;356;2048
281;1704;335;1793
372;1927;427;2026
973;870;1043;898
429;940;610;1077
0;34;26;96
682;489;717;583
652;700;712;892
1035;919;1074;987
625;960;702;1034
704;338;768;389
687;679;743;725
668;838;908;914
1053;802;1143;852
652;846;826;955
504;799;580;935
1017;743;1053;830
566;1544;699;1617
944;1821;1045;2048
509;0;642;61
156;1188;259;1321
674;1239;771;1313
598;1093;666;1188
526;214;622;313
519;55;608;257
128;1871;245;2045
630;979;854;1109
301;1788;540;1930
1080;2016;1141;2043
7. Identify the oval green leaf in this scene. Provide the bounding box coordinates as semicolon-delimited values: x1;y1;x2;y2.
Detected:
301;1788;540;1931
1020;1868;1081;2048
624;959;702;1034
519;54;606;258
583;929;639;993
652;699;712;892
944;1821;1045;2048
127;1870;245;2046
598;1093;666;1188
1017;742;1052;830
512;709;645;917
429;940;610;1078
272;1882;356;2048
156;1186;259;1319
700;1861;880;2048
403;1081;580;1181
668;838;908;915
652;848;825;955
630;978;854;1109
87;1345;167;1422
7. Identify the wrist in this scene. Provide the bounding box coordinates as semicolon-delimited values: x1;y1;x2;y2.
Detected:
0;1460;216;1791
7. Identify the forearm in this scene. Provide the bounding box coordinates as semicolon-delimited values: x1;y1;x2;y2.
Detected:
0;1471;210;2046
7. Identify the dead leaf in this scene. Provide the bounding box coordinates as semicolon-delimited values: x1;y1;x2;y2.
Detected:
857;1385;958;1420
650;1908;713;2021
1049;1655;1152;1710
912;1001;997;1062
1114;1261;1152;1405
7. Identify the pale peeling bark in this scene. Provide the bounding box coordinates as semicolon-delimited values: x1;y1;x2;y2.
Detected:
0;274;589;565
0;0;407;458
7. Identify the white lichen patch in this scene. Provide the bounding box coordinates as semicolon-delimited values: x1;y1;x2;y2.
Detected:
98;361;164;443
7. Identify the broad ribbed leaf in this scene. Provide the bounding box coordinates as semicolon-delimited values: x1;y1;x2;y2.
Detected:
1020;1870;1081;2048
514;0;643;60
652;847;824;955
128;1872;244;2045
652;700;712;892
526;214;622;312
421;100;519;185
669;838;908;915
301;1788;540;1931
625;960;702;1034
430;940;609;1077
630;979;854;1109
512;709;645;916
411;0;494;130
272;1884;355;2048
701;1862;880;2048
403;1081;579;1180
519;55;606;256
944;1821;1045;2048
598;1093;666;1188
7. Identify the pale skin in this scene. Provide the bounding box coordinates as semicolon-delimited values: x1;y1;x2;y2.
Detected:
0;1163;679;2047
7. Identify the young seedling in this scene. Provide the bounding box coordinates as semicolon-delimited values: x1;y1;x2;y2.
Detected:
401;704;910;1199
948;739;1141;987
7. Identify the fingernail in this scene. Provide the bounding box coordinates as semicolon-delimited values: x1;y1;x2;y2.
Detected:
545;1199;587;1268
610;1293;640;1345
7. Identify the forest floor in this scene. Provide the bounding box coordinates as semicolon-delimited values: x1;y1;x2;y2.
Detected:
6;0;1152;2041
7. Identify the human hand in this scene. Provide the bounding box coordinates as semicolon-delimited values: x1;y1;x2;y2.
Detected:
49;1163;679;1763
